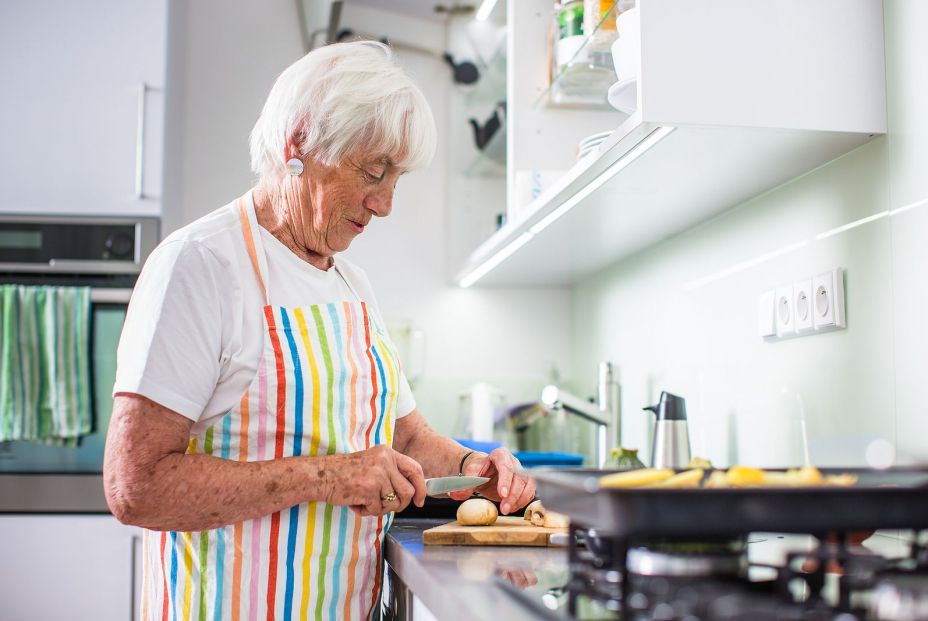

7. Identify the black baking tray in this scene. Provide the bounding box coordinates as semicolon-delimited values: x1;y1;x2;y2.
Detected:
532;467;928;538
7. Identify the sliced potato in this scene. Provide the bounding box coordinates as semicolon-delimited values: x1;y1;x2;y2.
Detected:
648;468;704;489
523;499;543;523
687;456;714;469
705;470;730;488
599;468;674;488
786;466;826;486
543;510;570;529
825;473;858;487
726;466;766;487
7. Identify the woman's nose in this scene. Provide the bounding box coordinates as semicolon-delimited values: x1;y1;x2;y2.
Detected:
363;186;394;217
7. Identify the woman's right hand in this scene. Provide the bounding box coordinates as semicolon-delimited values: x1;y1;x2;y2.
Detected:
323;445;427;516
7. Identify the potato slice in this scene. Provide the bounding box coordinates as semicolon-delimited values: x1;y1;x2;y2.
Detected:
785;466;826;486
599;468;674;488
524;499;543;523
648;468;704;489
725;466;766;487
543;510;570;529
825;473;858;487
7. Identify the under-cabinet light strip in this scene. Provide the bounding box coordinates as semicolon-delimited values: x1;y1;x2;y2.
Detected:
458;232;533;288
529;126;675;236
457;126;675;288
475;0;499;21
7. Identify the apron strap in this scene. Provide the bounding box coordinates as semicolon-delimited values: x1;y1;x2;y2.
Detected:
237;194;271;304
238;191;364;305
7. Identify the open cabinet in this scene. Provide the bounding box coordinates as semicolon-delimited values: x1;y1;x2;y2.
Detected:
455;0;886;287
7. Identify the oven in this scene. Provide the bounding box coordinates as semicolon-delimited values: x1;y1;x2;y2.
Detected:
0;214;159;511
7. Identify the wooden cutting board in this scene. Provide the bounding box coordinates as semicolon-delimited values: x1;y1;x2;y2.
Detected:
422;516;566;547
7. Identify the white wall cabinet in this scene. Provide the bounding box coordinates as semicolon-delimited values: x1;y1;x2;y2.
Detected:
0;514;142;620
0;0;167;217
456;0;886;287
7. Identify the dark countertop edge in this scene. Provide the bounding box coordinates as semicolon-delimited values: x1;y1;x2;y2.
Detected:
0;473;110;513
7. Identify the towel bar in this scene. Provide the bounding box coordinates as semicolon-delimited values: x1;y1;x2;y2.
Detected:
90;288;132;304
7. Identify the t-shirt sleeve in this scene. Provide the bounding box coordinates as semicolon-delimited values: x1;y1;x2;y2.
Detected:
394;373;416;419
113;240;229;422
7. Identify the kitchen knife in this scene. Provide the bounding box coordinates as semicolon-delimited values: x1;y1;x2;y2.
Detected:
425;476;490;497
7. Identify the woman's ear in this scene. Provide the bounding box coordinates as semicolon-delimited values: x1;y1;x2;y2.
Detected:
284;120;308;162
283;137;300;163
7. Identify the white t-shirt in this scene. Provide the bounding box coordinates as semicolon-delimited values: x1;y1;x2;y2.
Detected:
114;192;416;434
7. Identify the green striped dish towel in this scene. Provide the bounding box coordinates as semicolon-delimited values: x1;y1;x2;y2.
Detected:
0;285;93;445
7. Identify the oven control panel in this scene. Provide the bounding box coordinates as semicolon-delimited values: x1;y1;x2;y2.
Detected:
0;216;159;273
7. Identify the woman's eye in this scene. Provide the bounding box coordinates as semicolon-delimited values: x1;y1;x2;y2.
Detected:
364;169;385;182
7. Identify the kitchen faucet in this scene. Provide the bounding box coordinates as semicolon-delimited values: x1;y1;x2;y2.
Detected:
540;361;621;468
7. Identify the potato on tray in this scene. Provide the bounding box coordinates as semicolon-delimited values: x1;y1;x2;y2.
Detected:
599;466;858;489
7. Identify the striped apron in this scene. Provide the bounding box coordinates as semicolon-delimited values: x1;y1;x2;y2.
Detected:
139;198;403;620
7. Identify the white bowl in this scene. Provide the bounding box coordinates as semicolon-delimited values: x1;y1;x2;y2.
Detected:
607;78;637;114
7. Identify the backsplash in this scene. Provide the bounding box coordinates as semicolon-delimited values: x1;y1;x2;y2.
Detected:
569;0;928;469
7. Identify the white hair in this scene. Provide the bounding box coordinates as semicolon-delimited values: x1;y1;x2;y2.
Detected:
249;41;437;179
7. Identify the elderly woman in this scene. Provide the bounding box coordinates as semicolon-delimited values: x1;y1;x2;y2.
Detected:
103;42;534;620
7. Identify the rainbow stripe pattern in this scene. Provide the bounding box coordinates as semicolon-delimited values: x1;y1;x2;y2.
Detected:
139;199;403;620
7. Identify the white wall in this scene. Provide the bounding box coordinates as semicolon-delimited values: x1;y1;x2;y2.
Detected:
570;0;928;468
163;1;571;437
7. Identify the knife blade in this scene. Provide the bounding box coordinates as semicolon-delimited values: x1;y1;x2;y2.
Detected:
425;476;490;497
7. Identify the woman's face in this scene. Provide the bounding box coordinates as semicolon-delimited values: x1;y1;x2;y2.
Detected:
292;152;404;257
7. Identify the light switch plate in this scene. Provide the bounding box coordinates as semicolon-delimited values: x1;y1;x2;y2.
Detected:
813;268;846;331
775;286;794;337
758;289;776;338
793;279;813;333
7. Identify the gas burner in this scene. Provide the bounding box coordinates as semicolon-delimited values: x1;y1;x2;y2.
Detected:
555;527;928;621
627;540;746;578
869;574;928;621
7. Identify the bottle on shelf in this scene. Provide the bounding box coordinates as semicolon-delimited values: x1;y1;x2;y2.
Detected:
548;0;616;108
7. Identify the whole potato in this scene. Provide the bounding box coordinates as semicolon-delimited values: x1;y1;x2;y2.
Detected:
457;498;498;526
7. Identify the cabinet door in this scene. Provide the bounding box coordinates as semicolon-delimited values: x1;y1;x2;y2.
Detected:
0;0;166;216
0;514;141;620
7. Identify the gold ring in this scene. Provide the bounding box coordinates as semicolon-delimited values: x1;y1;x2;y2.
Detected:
382;492;397;502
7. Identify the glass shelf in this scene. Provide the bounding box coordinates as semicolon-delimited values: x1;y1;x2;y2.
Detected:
466;121;506;178
534;0;623;110
466;36;507;109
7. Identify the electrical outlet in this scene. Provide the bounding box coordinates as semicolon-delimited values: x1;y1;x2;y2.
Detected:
813;268;846;331
758;290;776;338
775;286;794;337
761;268;847;342
793;279;814;334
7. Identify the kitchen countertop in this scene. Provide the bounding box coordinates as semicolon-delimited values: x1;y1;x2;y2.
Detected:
385;519;568;620
385;520;917;621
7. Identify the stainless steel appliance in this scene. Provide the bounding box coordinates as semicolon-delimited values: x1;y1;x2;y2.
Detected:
513;468;928;620
0;214;158;510
643;391;691;469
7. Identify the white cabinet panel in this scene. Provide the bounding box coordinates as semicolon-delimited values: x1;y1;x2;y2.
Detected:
0;0;166;216
0;514;142;620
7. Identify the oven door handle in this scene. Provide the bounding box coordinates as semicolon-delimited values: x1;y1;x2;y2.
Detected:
135;82;148;200
91;288;132;304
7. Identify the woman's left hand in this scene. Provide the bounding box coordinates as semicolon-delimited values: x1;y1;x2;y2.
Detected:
448;448;535;515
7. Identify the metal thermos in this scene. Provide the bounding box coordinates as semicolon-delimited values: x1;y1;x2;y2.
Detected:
644;392;691;469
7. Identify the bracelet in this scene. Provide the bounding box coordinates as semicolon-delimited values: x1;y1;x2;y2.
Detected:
458;450;476;476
